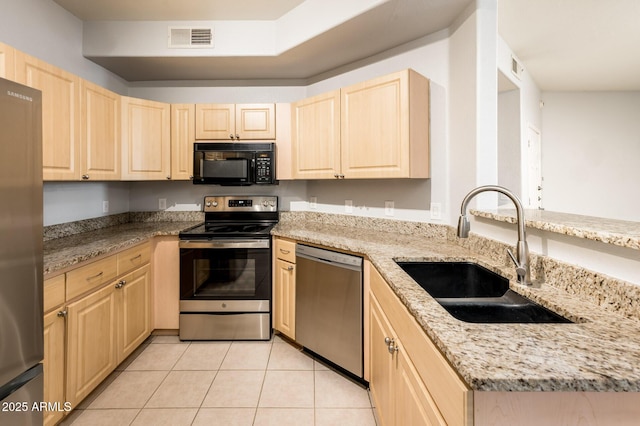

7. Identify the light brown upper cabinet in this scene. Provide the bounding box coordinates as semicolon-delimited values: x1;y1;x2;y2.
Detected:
196;103;276;140
291;90;341;179
81;81;121;181
15;51;82;181
292;69;430;180
170;104;195;180
121;96;171;180
0;42;15;81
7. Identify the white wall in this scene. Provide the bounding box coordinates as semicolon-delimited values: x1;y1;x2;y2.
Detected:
497;88;521;200
541;91;640;221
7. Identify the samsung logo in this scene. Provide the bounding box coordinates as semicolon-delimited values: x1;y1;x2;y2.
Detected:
7;90;33;102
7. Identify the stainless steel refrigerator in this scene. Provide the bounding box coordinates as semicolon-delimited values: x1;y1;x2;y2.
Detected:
0;77;44;425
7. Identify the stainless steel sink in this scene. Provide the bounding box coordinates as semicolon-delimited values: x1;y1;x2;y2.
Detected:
395;261;572;324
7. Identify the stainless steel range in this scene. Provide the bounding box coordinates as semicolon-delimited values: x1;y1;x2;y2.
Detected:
178;195;278;340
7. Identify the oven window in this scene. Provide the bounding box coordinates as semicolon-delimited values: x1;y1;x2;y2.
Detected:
180;248;271;300
194;258;256;297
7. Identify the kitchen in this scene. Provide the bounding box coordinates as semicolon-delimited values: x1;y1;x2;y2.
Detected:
1;0;640;425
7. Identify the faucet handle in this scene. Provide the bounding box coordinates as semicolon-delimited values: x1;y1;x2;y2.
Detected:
507;249;527;277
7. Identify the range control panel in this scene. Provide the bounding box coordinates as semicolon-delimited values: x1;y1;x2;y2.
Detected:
203;196;278;212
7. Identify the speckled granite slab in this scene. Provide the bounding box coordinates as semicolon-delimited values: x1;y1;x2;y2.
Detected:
44;220;200;275
472;208;640;250
273;212;640;392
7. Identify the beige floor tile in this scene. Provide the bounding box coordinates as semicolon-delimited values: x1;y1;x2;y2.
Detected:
314;359;330;371
130;408;197;425
89;371;168;409
202;370;265;408
75;371;121;409
173;342;231;370
220;341;273;370
192;408;256;426
65;408;139;426
253;408;314;426
145;370;216;408
267;341;314;370
315;408;377;426
126;343;189;371
258;371;314;408
314;370;372;408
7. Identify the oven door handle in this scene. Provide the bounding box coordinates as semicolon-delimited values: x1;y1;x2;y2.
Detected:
179;239;270;249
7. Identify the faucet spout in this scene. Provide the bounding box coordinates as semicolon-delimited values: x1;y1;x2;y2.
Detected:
457;185;532;285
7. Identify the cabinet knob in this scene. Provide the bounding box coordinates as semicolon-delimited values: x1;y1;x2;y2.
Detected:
57;309;67;318
334;174;339;179
229;134;235;139
82;174;90;180
286;266;294;271
166;176;171;180
235;134;240;140
115;279;126;289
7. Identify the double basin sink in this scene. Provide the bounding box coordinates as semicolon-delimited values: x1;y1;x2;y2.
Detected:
395;261;572;324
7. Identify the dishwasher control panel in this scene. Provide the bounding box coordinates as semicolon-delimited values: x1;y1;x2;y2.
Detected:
296;244;362;268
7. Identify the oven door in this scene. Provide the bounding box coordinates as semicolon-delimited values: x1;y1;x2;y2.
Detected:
179;239;271;303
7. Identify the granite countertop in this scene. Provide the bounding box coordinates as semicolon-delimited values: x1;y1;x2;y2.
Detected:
43;214;640;393
472;208;640;250
272;219;640;393
43;221;201;275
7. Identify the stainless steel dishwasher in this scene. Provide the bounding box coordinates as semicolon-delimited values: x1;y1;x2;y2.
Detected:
295;244;363;379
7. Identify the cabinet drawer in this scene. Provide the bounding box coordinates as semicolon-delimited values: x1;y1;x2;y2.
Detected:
44;274;65;313
274;238;296;263
117;242;151;275
66;256;118;301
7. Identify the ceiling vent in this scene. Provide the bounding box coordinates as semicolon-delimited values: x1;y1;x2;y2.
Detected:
168;27;213;48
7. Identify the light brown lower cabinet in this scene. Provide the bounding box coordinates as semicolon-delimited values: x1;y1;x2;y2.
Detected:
43;307;66;426
368;263;472;426
273;238;297;340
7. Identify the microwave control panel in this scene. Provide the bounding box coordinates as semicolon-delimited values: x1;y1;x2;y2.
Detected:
255;154;273;183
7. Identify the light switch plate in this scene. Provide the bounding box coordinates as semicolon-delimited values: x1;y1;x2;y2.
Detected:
159;198;167;210
102;201;109;213
430;202;442;220
310;196;317;209
385;201;394;216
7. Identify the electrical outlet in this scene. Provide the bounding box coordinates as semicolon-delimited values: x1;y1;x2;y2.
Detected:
345;199;353;214
385;201;394;216
102;201;109;213
309;196;317;209
430;202;442;220
159;198;167;210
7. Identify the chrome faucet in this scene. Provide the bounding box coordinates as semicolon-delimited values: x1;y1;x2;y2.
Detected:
457;185;532;285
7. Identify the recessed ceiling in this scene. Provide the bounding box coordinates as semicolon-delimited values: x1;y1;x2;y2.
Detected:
499;0;640;91
52;0;473;82
53;0;306;21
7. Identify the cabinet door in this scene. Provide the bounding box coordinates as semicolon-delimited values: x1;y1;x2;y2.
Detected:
396;346;447;426
121;96;171;180
291;90;341;179
235;103;275;140
171;104;195;180
0;42;15;81
274;258;296;340
195;103;235;140
66;283;117;407
15;52;81;180
341;69;429;179
369;294;396;426
116;265;151;363
43;309;66;426
81;80;120;180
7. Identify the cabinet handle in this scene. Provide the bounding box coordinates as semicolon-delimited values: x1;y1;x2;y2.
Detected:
57;309;67;318
87;271;104;280
279;249;290;254
229;134;235;139
235;134;240;140
130;254;142;261
384;337;398;354
286;266;294;271
81;174;90;180
115;279;126;289
189;175;194;180
166;176;171;180
339;174;345;179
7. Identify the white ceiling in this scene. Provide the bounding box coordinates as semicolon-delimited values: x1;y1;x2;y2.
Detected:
52;0;640;90
498;0;640;91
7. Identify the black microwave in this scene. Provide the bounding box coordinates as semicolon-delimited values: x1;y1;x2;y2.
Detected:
193;142;276;185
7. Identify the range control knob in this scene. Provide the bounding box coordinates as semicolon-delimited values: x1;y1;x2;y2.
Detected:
212;201;218;207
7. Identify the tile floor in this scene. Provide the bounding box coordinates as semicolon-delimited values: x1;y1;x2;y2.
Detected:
61;334;377;426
